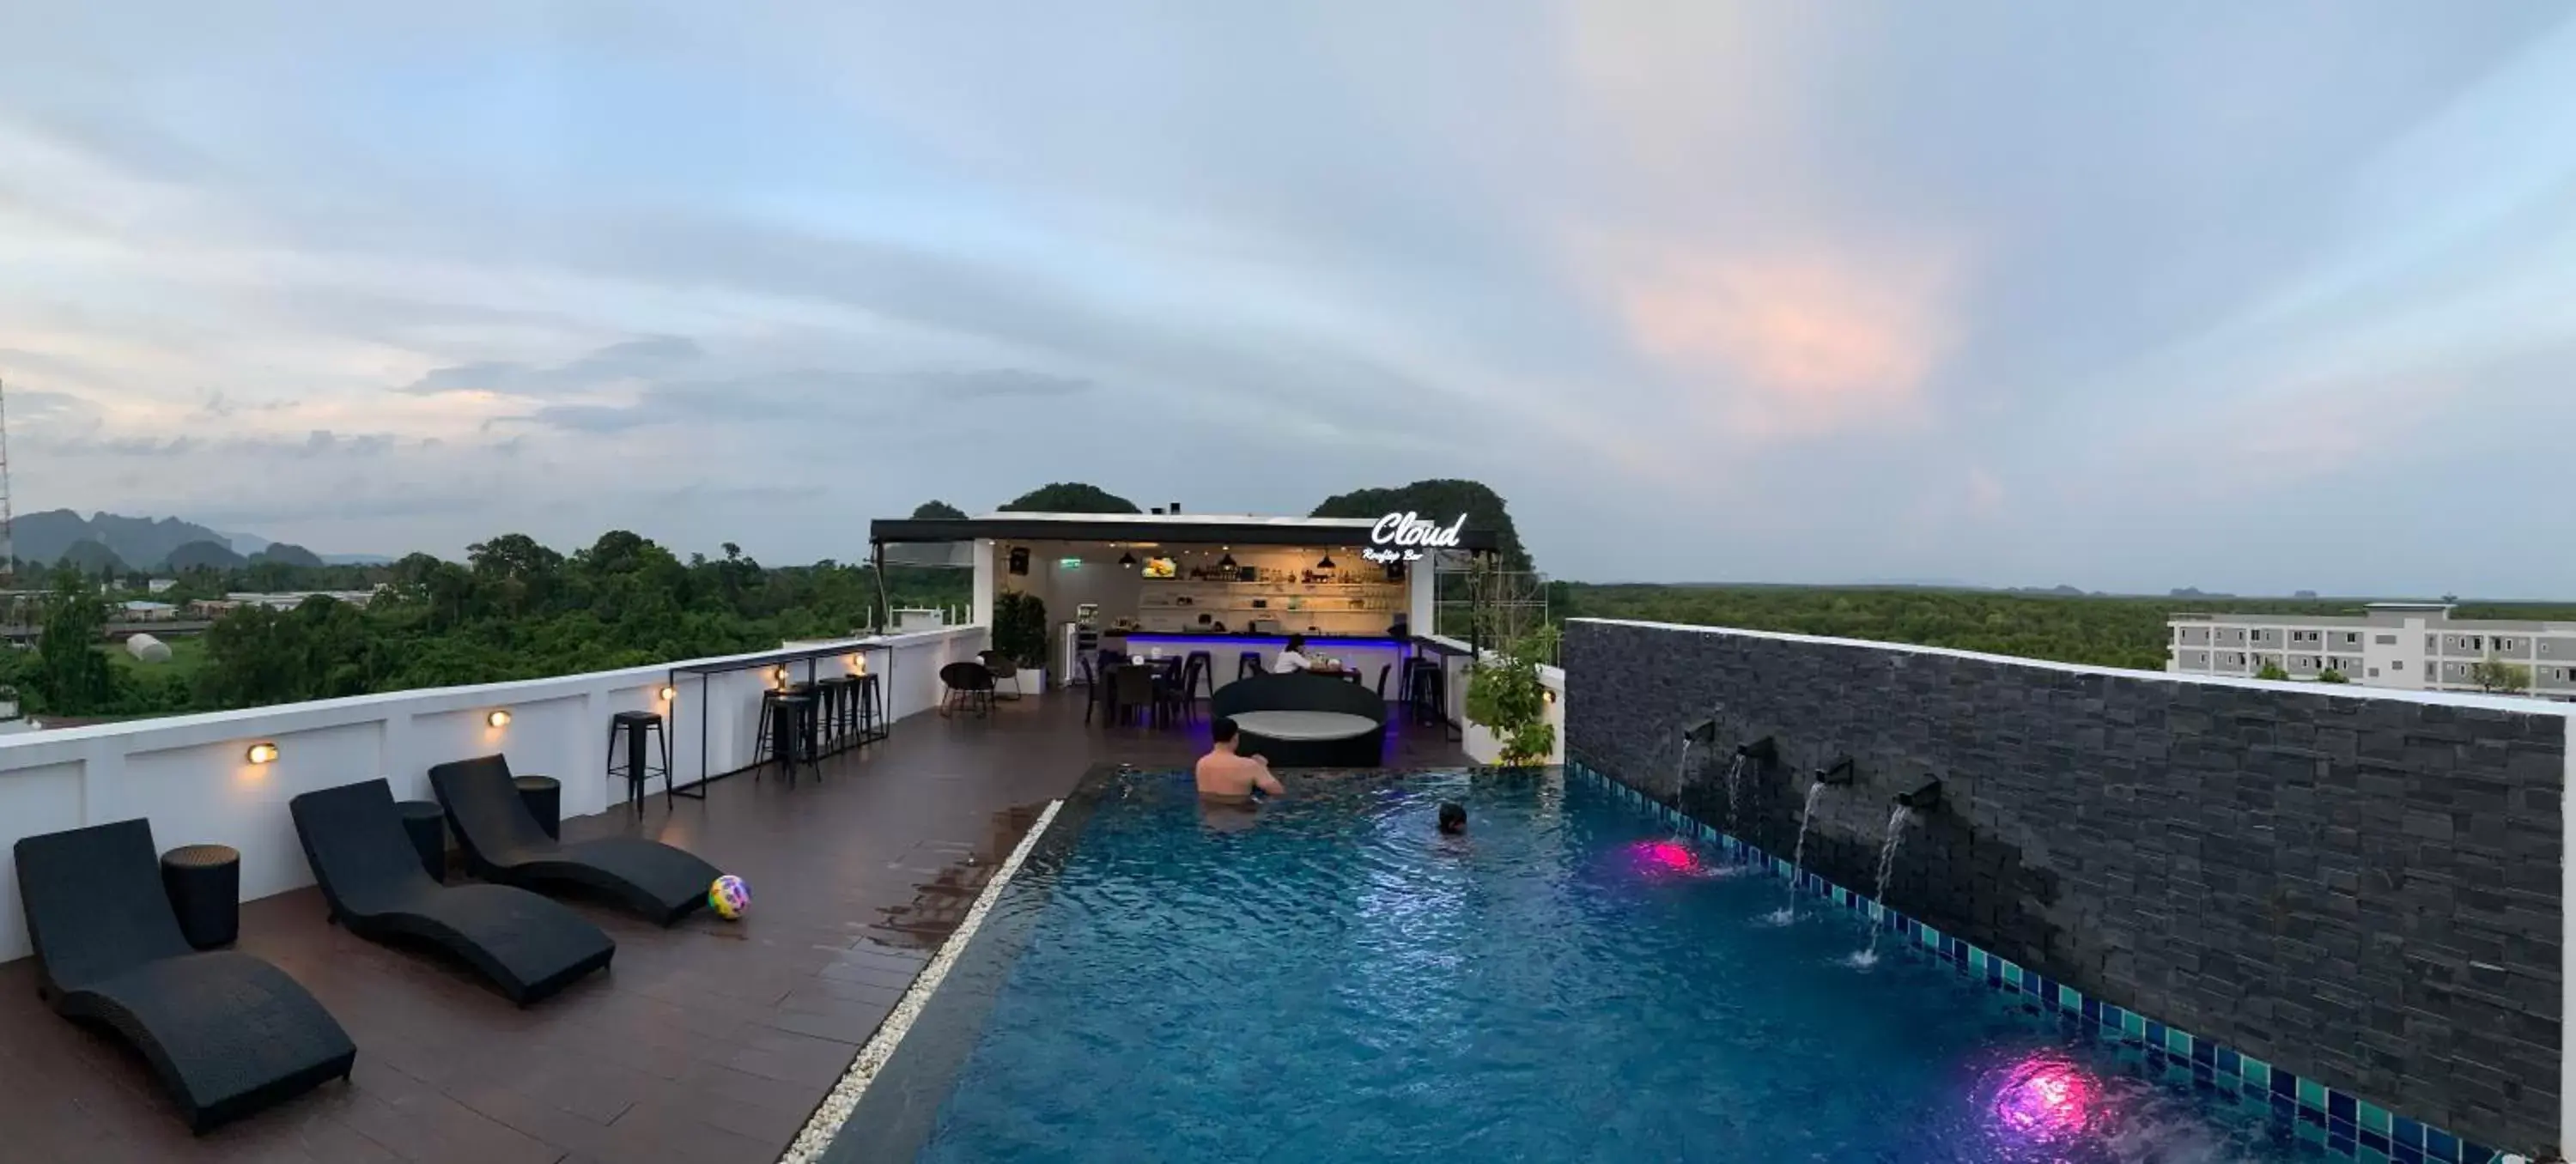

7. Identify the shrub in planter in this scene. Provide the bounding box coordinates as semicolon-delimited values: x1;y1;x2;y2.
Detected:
1465;624;1559;768
993;591;1049;669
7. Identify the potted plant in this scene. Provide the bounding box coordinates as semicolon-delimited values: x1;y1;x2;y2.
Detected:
1465;623;1560;770
992;591;1050;677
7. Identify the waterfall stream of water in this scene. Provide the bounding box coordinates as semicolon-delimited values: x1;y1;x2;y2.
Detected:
1766;781;1827;924
1720;755;1747;843
1851;806;1916;967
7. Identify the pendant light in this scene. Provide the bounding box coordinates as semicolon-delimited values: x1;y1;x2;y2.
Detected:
1119;550;1137;569
1316;551;1337;570
1217;551;1236;570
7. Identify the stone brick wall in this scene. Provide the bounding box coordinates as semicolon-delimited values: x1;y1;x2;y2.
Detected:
1564;618;2568;1154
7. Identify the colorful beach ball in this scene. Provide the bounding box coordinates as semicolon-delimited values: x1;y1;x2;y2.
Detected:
708;874;750;920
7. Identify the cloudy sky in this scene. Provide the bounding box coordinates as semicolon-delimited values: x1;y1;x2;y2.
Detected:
3;3;2572;596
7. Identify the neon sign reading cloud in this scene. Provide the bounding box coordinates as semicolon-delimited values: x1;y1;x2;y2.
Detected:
1364;512;1465;564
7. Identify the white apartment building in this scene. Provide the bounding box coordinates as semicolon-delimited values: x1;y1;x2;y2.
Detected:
2168;602;2576;701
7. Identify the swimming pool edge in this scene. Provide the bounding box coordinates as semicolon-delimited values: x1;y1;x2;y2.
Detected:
778;793;1068;1164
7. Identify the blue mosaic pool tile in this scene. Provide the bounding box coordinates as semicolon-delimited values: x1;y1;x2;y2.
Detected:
1564;763;2517;1164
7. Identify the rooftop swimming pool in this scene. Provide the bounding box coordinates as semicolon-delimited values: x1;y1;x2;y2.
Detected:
831;767;2334;1163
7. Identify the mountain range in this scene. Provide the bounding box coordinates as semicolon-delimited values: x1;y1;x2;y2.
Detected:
8;510;391;572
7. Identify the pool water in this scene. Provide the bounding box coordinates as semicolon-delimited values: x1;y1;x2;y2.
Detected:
912;770;2330;1163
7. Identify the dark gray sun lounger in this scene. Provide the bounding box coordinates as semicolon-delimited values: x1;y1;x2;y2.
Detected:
291;779;616;1005
13;818;356;1134
429;755;720;925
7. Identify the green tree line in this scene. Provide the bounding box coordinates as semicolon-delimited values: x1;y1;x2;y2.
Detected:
3;530;969;718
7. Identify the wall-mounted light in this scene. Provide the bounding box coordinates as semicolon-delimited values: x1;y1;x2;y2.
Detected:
659;684;677;702
246;742;280;765
486;709;513;729
849;653;867;675
1541;688;1558;705
772;666;789;684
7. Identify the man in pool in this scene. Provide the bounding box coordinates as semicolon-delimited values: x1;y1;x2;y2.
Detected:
1196;717;1284;803
1438;803;1467;834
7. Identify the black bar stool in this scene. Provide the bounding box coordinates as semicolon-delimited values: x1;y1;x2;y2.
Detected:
1181;651;1214;699
1406;658;1449;728
607;710;672;815
160;844;240;949
845;675;876;757
853;674;886;744
824;676;864;753
1237;651;1263;681
753;688;784;763
791;683;827;771
768;694;816;785
396;800;447;882
514;774;562;839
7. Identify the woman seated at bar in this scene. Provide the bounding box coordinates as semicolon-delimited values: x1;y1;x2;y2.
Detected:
1273;634;1314;674
1272;635;1344;676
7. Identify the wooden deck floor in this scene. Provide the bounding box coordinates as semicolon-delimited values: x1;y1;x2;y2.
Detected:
0;693;1467;1164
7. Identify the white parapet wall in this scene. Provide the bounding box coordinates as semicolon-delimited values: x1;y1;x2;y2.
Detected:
0;625;989;965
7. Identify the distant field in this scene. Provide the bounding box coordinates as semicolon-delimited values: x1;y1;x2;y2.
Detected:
1555;585;2576;672
104;634;210;683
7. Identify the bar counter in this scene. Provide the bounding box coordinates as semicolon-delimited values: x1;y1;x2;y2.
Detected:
1100;632;1413;695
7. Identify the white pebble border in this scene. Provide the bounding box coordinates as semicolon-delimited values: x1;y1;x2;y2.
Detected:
778;797;1065;1164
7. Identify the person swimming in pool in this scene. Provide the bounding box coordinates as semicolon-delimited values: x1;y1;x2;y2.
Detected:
1437;803;1467;834
1196;717;1284;803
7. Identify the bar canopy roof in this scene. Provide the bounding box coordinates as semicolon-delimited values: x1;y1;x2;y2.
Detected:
869;511;1499;552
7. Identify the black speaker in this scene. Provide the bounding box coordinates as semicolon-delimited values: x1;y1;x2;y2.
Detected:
1008;547;1030;575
